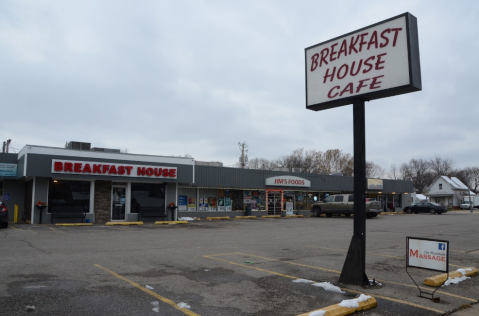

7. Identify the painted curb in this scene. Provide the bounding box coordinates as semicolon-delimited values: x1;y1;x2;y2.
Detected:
105;221;144;226
234;216;257;219
285;215;304;218
205;217;230;220
424;267;478;287
154;221;188;225
55;223;93;226
296;296;377;316
261;215;281;218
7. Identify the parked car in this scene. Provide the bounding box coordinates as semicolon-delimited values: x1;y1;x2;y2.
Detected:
0;201;8;228
403;201;421;214
409;201;447;214
310;194;382;218
460;201;474;210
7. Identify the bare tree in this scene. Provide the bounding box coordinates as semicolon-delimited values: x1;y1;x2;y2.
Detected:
387;164;401;180
429;155;455;177
401;158;433;193
366;161;385;178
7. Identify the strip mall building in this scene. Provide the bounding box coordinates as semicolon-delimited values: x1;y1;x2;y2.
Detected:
0;143;414;224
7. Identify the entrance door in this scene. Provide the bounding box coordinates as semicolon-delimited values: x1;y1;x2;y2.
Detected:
111;186;127;221
267;191;282;215
378;195;388;212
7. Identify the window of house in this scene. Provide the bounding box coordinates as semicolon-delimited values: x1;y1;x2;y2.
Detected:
439;184;442;190
48;179;91;213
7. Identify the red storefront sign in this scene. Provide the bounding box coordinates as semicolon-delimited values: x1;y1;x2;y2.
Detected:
51;159;177;179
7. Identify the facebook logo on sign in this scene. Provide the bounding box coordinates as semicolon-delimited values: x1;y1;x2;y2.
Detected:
438;243;446;251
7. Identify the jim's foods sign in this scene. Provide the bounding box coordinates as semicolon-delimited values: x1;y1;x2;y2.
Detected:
406;237;449;272
305;13;421;111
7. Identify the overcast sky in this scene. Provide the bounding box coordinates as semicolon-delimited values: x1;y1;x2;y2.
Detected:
1;0;478;170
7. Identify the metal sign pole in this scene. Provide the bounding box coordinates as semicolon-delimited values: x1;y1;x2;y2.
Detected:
339;99;369;286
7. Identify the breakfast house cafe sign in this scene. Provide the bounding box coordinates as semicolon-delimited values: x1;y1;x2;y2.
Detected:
305;13;421;111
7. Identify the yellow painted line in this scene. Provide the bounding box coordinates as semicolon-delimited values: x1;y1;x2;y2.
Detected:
204;255;444;314
205;217;230;220
207;252;244;257
234;216;257;219
285;215;304;218
306;245;464;267
296;297;377;316
46;226;65;233
450;249;467;253
261;215;281;218
105;221;144;226
235;252;341;274
236;252;478;304
55;223;93;226
94;264;200;316
9;225;19;230
154;221;188;225
424;268;478;287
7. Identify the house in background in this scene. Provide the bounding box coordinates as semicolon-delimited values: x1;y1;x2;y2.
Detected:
427;175;469;208
411;193;428;203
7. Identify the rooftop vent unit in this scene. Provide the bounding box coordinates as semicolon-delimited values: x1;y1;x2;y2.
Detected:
273;167;289;172
195;161;223;167
291;168;302;173
91;147;121;153
67;141;91;151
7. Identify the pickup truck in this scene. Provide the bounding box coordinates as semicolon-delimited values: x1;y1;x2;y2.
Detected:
310;194;382;218
460;201;474;210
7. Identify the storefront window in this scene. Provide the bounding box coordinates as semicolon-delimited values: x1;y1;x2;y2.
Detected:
130;183;165;213
48;179;91;213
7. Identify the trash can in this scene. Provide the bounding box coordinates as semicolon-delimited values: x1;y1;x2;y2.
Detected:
245;205;252;216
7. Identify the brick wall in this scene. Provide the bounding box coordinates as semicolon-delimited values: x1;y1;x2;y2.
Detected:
94;180;111;222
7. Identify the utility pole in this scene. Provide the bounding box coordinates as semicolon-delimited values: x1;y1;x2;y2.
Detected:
238;142;248;169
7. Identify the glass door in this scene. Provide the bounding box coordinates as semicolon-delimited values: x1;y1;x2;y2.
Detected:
111;186;127;221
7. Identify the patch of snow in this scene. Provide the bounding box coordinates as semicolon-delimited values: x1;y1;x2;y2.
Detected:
456;268;472;275
293;278;315;283
178;217;196;221
178;302;191;309
338;294;372;308
369;279;382;286
151;301;159;312
145;285;154;290
309;310;326;316
444;275;470;286
204;269;209;272
151;301;159;306
312;282;345;293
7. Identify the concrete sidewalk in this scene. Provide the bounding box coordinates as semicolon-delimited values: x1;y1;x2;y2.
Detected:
450;304;479;316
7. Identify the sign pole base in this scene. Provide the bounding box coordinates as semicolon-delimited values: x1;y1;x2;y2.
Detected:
339;235;369;286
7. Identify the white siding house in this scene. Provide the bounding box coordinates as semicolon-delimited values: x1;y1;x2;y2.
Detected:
427;176;468;208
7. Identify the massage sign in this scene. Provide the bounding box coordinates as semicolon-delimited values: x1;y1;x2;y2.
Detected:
52;160;177;179
305;13;421;111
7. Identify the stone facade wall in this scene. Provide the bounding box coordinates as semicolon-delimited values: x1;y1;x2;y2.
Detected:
94;180;111;222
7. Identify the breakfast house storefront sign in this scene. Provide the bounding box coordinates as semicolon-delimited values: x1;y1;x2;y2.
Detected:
305;13;421;111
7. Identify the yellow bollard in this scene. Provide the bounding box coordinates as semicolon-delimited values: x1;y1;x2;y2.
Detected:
14;204;18;223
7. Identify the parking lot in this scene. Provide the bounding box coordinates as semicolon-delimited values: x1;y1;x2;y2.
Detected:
0;211;478;316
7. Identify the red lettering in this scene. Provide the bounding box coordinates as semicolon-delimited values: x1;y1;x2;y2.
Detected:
375;53;387;70
310;53;319;71
337;39;348;59
367;31;378;50
391;28;403;46
349;35;359;54
380;29;390;48
356;78;370;93
319;48;329;67
54;161;63;171
93;164;102;174
137;167;146;176
125;166;133;175
102;165;110;174
369;75;384;90
154;168;162;176
323;67;336;83
109;165;117;174
330;43;338;61
118;166;125;175
74;163;82;173
362;56;375;73
339;82;354;96
359;32;368;52
327;86;340;99
82;164;92;173
349;59;363;76
169;169;177;178
146;168;154;176
410;249;418;258
64;163;73;172
162;169;169;177
337;64;349;80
